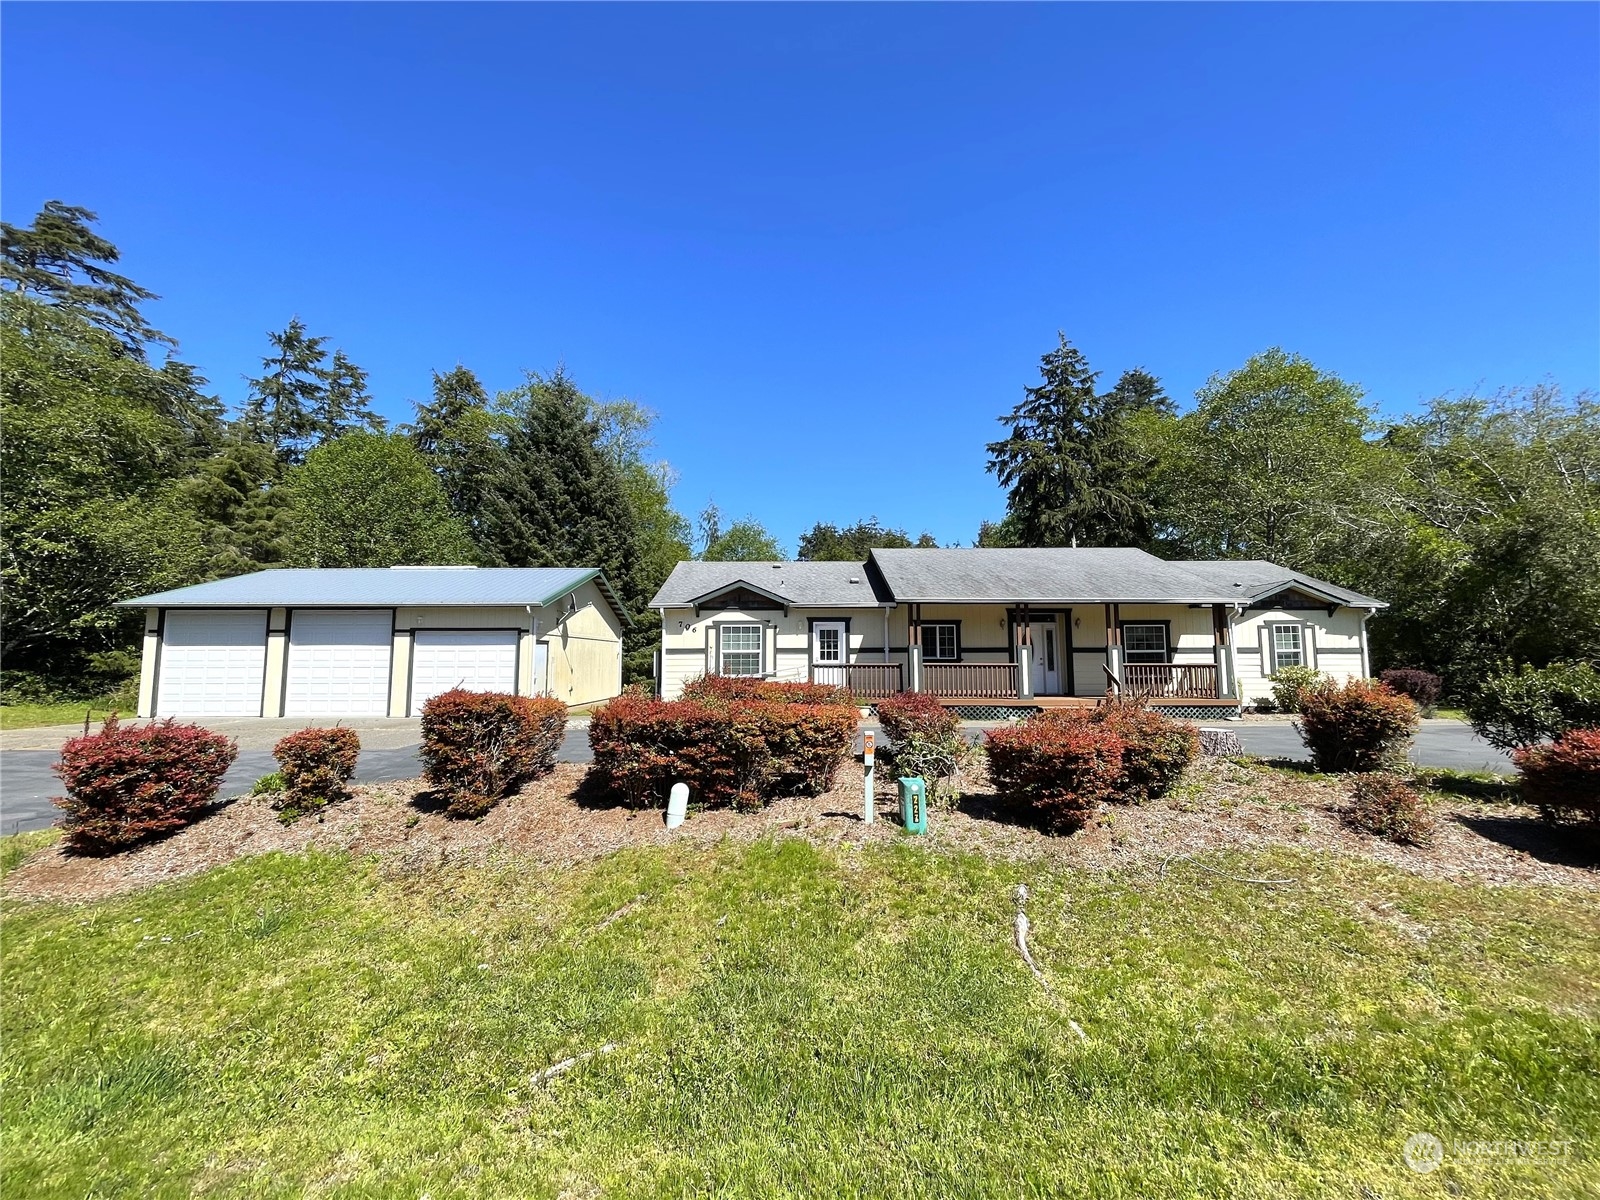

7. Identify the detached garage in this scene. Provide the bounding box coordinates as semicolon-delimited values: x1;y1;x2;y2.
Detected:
120;567;631;719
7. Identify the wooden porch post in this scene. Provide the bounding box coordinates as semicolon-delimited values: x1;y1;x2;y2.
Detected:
908;603;923;692
1211;604;1230;698
1105;603;1122;692
1016;603;1034;700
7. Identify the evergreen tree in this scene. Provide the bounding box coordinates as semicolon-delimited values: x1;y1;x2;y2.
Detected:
477;368;649;622
0;201;173;357
242;318;332;465
407;364;507;524
985;334;1158;547
317;349;385;439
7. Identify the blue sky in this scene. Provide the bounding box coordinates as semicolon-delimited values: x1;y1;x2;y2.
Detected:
5;3;1596;552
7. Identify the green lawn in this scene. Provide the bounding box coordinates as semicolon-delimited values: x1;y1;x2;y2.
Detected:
3;836;1596;1198
0;702;118;731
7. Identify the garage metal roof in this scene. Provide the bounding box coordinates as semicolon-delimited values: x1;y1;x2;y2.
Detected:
120;567;633;625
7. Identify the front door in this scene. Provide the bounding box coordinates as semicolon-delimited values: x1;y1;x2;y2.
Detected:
1029;615;1062;696
811;620;847;687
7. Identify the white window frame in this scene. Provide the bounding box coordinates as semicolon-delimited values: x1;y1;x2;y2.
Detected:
718;623;764;677
1121;623;1169;665
1272;623;1305;672
920;623;959;662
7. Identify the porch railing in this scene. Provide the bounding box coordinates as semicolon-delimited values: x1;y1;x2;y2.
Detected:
1120;662;1219;699
811;662;904;700
923;662;1019;699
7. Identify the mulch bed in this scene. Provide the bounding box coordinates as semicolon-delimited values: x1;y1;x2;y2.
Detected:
6;759;1595;904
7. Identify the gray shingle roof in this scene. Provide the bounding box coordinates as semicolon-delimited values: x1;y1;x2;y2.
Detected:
120;567;634;624
650;561;890;608
1169;560;1386;608
868;548;1228;604
650;550;1385;611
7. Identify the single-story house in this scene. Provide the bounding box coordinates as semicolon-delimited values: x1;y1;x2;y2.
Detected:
651;548;1385;716
119;566;631;718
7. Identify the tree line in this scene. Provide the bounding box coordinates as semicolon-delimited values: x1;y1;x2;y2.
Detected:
981;334;1599;690
3;203;1593;700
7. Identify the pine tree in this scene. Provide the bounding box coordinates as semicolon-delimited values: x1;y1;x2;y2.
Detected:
985;334;1158;547
408;365;503;521
0;201;173;357
317;349;385;439
477;369;649;620
242;319;331;466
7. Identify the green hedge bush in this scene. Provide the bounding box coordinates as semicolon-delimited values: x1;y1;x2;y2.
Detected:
1468;661;1600;751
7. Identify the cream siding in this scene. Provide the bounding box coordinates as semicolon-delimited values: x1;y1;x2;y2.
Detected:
134;590;626;719
1232;605;1368;702
541;580;626;706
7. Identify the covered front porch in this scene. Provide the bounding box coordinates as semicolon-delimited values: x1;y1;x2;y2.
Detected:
808;601;1238;708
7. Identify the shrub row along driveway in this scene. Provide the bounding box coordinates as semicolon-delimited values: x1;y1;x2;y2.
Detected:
0;717;1509;836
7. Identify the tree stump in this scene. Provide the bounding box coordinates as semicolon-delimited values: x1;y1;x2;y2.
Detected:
1198;727;1245;757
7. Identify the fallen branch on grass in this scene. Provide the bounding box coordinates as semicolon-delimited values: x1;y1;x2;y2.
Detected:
1012;885;1089;1042
1157;854;1295;886
532;1042;617;1084
596;894;647;930
1012;884;1049;989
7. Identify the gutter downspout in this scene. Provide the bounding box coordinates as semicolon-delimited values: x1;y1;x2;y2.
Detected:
525;605;541;696
1359;607;1375;679
1227;603;1244;709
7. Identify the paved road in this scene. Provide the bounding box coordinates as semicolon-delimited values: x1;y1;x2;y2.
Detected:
0;727;593;836
1;720;1507;837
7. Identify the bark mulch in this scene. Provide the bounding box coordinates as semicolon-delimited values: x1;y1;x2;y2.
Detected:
6;758;1595;904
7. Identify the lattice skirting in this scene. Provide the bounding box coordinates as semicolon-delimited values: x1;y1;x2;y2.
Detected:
1145;702;1242;720
866;702;1240;721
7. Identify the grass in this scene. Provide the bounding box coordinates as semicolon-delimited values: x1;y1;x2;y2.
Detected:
3;838;1597;1198
0;702;119;731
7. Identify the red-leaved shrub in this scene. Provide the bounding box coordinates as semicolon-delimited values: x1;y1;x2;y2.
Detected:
1515;727;1600;825
680;675;851;707
985;720;1126;833
272;727;361;819
875;690;958;742
1084;698;1200;802
1379;668;1443;712
589;693;856;809
1345;772;1435;845
53;717;238;855
420;690;566;818
1297;679;1419;773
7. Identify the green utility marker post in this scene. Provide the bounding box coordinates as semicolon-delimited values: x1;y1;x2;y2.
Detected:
898;776;927;834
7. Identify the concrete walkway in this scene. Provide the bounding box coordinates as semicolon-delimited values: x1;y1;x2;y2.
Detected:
1;715;1510;838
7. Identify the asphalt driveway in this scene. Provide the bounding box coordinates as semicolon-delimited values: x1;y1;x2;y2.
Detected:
1;718;1510;837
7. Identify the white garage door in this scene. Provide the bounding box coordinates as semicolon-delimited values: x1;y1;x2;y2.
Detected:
284;610;393;717
410;630;519;715
157;609;268;717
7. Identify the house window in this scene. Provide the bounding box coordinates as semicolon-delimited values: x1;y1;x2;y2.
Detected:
719;624;763;677
1122;624;1168;664
920;623;959;662
1272;624;1304;671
